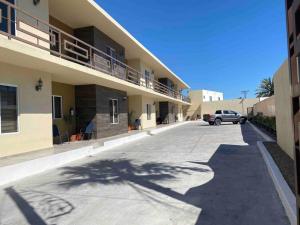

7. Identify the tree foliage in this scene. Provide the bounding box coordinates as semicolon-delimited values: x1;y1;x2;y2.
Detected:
256;77;274;97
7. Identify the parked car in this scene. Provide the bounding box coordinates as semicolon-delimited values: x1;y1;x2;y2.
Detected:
203;110;247;126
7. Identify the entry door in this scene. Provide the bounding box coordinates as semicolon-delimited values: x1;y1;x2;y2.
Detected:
0;0;15;35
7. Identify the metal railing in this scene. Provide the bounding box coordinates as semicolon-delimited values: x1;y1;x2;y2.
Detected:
0;0;189;102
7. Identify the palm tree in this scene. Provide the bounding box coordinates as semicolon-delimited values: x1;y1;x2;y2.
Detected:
256;77;274;97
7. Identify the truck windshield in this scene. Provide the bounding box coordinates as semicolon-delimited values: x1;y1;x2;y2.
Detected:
215;110;222;114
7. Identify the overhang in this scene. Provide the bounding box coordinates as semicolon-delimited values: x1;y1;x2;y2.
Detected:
48;0;190;90
0;35;190;106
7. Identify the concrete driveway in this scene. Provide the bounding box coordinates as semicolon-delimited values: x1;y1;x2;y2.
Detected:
0;122;290;225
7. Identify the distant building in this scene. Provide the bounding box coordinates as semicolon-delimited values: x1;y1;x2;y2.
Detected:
190;90;224;102
183;89;260;120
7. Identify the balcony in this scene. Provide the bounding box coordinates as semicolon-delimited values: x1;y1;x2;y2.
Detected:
0;0;189;103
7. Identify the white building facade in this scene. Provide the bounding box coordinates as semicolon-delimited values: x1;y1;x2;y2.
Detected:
202;90;224;102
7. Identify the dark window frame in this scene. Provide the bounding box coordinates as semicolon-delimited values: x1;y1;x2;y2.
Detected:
109;99;119;124
0;84;18;134
52;95;63;119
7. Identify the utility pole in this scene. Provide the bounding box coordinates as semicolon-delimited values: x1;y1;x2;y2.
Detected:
240;90;249;115
241;90;249;99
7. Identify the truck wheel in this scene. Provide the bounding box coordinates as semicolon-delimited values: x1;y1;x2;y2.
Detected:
214;118;221;126
239;118;246;124
209;122;214;125
233;121;238;124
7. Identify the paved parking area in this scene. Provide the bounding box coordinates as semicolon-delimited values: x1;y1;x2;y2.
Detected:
0;122;290;225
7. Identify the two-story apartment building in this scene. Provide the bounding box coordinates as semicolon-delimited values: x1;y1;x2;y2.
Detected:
285;0;300;223
0;0;190;158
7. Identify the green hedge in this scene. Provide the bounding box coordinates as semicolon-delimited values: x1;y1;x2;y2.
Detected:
250;114;276;134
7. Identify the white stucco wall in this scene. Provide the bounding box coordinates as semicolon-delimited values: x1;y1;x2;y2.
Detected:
202;90;224;102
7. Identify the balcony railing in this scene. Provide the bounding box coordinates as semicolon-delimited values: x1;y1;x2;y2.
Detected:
0;0;190;103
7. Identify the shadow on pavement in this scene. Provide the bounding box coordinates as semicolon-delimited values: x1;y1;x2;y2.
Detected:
5;187;74;225
57;124;288;225
4;123;287;225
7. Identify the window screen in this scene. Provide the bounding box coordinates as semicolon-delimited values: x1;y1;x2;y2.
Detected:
0;85;18;133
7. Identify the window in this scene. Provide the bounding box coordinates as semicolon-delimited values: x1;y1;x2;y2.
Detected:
209;96;213;102
0;0;16;35
223;110;230;114
215;110;222;114
0;84;18;134
147;104;151;120
203;96;205;100
109;99;119;124
52;96;63;119
106;46;117;61
145;70;150;88
218;97;221;101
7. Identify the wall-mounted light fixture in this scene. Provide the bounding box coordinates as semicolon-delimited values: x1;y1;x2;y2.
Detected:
33;0;40;5
69;107;75;116
123;96;128;101
35;78;43;91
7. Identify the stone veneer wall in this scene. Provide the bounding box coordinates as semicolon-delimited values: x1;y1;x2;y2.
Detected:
75;85;128;139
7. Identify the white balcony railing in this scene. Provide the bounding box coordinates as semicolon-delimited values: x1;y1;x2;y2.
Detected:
0;0;189;102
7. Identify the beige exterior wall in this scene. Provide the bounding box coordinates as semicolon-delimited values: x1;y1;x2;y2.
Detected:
128;95;156;129
274;60;294;159
177;104;183;122
0;62;52;157
128;95;142;127
185;90;203;119
201;98;260;118
253;96;276;117
16;0;49;22
186;90;253;120
52;82;75;136
127;59;155;90
141;96;156;129
15;0;50;49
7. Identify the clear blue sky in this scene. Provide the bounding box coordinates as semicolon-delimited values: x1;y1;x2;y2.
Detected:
96;0;287;99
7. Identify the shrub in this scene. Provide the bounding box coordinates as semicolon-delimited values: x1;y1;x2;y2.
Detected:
252;114;276;134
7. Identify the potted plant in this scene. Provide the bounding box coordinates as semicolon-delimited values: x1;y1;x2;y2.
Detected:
128;111;135;131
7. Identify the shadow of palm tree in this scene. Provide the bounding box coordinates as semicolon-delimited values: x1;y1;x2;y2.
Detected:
58;159;210;204
5;187;74;225
57;144;289;225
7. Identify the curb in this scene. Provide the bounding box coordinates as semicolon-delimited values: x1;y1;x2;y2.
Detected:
0;121;190;186
248;122;275;142
249;122;296;225
149;121;191;135
257;141;296;225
